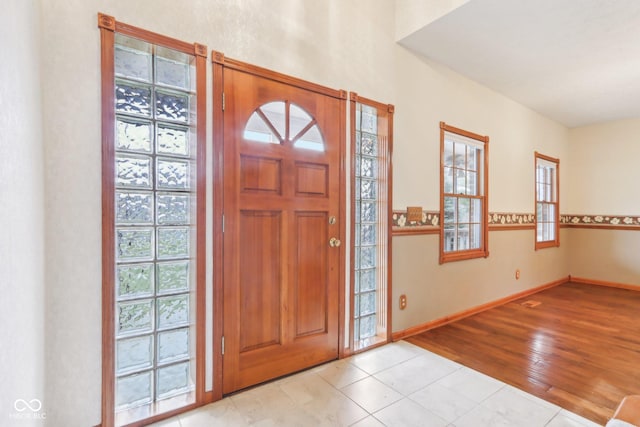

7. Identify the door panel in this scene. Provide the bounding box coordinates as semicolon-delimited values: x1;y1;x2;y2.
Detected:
222;67;343;393
238;210;281;352
294;211;328;337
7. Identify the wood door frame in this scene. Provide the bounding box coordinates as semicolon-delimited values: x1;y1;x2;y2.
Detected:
211;51;348;396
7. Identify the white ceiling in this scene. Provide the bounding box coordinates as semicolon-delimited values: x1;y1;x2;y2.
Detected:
397;0;640;128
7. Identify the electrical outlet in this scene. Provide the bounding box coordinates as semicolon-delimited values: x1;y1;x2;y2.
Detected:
399;294;407;310
515;269;521;280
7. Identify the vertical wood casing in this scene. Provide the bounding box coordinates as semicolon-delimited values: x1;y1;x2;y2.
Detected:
194;42;208;405
337;90;347;358
99;13;116;427
348;93;357;356
386;103;394;346
211;50;225;402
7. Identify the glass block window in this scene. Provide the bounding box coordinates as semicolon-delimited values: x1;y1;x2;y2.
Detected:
440;123;489;263
352;98;392;351
112;33;197;418
535;152;559;249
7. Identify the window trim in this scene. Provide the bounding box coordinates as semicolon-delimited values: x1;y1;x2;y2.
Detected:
439;122;489;264
349;93;393;354
99;13;208;427
534;152;560;250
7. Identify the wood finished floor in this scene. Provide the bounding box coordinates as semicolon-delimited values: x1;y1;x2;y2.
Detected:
406;282;640;425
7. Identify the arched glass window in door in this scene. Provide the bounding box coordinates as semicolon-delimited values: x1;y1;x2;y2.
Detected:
243;101;325;151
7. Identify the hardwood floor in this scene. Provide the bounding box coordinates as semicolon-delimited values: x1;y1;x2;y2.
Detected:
406;282;640;425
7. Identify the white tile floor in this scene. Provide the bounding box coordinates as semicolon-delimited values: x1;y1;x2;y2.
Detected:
151;341;603;427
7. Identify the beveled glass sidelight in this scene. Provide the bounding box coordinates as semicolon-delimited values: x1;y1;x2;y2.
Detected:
111;32;197;416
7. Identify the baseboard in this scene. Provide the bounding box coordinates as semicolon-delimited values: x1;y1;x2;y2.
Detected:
391;276;570;341
570;276;640;291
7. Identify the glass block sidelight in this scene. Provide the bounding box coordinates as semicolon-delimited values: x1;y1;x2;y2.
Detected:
157;125;189;157
156;158;190;190
116;82;152;117
155;46;191;90
116;228;154;261
353;102;381;345
116;155;152;189
117;335;153;374
117;118;152;153
360;202;376;223
156;193;190;225
157;261;189;294
157;227;189;259
116;371;153;410
116;191;153;224
155;90;189;123
115;35;152;82
117;263;154;299
117;299;154;336
158;328;189;364
112;33;197;416
157;362;190;399
157;294;189;330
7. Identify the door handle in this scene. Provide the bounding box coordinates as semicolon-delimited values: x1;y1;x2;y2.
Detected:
329;237;341;247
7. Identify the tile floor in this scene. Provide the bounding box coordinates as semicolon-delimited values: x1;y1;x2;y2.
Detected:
151;341;603;427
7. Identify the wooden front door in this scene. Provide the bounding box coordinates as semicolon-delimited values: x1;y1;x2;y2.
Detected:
222;65;344;393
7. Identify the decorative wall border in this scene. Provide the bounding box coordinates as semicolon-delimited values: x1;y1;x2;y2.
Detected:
391;209;640;235
488;212;535;230
561;214;640;231
392;210;440;235
391;210;535;235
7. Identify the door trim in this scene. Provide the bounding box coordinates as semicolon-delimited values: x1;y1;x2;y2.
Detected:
211;51;347;396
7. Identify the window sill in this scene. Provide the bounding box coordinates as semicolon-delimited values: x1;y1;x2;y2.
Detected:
439;249;489;264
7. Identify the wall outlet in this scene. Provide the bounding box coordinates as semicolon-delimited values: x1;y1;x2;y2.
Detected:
515;269;521;280
399;294;407;310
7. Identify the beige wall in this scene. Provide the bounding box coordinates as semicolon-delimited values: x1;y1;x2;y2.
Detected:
566;119;640;286
568;229;640;286
393;230;569;331
390;47;571;332
393;49;569;212
0;0;46;425
567;118;640;214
